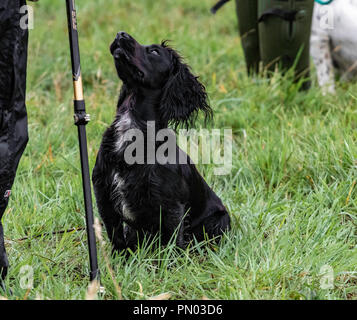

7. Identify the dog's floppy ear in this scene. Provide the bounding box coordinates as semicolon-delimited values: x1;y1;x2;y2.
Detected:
160;49;212;128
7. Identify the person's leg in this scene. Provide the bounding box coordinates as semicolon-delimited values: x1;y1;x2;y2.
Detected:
257;0;314;89
0;223;9;285
235;0;260;75
0;0;29;287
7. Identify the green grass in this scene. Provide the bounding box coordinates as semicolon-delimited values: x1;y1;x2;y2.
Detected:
1;0;356;300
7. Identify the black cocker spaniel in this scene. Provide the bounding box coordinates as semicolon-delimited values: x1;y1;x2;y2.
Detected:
92;32;230;252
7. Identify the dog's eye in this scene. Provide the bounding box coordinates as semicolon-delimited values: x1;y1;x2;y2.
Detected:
150;49;160;56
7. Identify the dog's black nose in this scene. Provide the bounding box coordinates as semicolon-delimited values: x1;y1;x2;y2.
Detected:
111;32;129;55
111;32;135;56
117;31;130;40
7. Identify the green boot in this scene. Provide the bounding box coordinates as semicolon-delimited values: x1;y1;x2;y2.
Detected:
257;0;314;89
235;0;260;75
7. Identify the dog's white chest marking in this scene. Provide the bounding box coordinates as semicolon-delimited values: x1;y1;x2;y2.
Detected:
112;173;135;222
114;110;133;153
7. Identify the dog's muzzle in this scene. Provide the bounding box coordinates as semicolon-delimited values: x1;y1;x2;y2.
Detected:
110;31;135;58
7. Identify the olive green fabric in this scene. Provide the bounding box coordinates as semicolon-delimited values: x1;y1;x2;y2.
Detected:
235;0;260;75
235;0;314;89
258;0;314;88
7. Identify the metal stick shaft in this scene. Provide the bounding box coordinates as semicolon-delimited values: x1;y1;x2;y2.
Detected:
65;0;99;281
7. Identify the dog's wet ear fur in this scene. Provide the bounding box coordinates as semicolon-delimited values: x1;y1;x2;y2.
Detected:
160;47;212;129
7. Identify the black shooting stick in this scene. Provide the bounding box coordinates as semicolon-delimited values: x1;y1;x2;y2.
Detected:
65;0;99;281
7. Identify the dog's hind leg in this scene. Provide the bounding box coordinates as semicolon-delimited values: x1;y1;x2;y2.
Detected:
191;210;231;243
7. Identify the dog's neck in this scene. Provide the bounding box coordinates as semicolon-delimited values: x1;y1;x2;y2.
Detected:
117;85;166;129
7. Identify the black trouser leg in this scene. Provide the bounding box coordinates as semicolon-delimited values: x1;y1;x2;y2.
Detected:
0;223;8;282
0;0;29;286
0;181;13;287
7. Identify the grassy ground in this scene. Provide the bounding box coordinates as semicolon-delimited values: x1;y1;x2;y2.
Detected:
1;0;356;300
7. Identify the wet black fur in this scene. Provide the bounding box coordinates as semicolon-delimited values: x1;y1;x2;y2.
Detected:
92;32;230;252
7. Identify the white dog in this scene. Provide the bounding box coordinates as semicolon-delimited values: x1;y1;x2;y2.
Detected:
310;0;357;93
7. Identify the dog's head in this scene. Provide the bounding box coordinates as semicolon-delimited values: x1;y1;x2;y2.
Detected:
110;32;212;127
